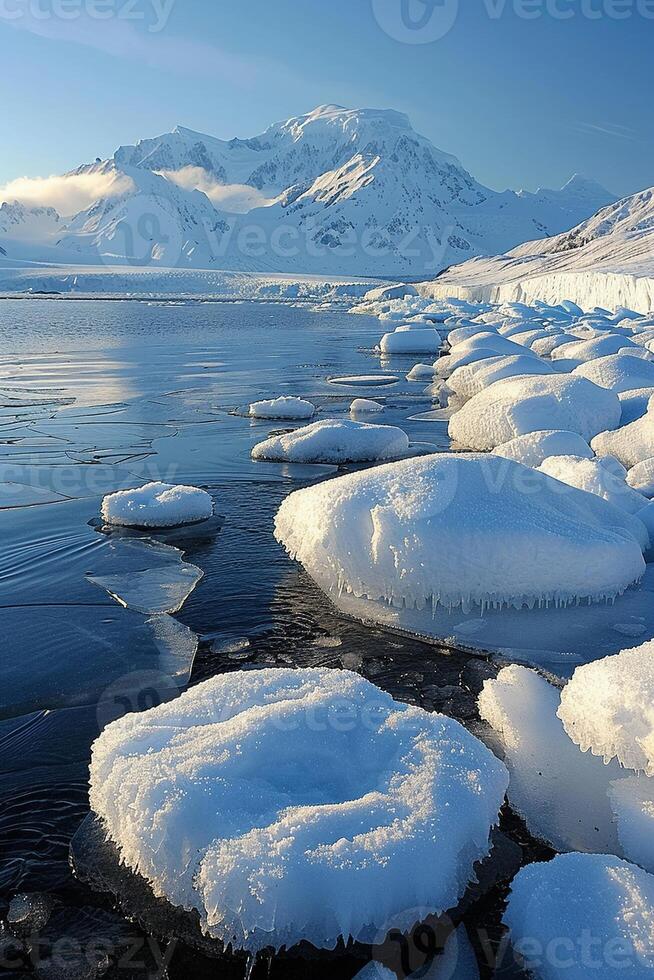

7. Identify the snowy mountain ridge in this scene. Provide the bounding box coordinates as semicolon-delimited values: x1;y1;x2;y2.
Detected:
0;104;616;276
420;185;654;312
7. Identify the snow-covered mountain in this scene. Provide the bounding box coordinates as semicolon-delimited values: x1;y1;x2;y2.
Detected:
0;201;61;242
420;186;654;311
0;105;616;276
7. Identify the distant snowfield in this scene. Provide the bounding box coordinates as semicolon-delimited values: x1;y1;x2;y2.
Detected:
0;257;381;302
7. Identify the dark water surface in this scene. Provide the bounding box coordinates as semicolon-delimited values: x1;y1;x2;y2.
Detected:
0;299;524;979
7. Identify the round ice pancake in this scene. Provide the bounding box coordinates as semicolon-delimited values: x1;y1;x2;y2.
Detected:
90;668;507;953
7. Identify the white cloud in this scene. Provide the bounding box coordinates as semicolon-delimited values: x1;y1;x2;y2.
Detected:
0;172;135;216
159;167;276;214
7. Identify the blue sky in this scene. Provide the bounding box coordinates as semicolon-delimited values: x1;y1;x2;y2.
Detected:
1;0;652;197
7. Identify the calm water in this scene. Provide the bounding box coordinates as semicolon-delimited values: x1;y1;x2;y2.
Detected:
0;299;514;979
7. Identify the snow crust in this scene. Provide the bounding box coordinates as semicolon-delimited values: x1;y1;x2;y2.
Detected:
449;375;621;451
251;418;410;464
248;396;316;419
89;668;508;953
274;453;646;615
101;482;213;528
492;430;594;468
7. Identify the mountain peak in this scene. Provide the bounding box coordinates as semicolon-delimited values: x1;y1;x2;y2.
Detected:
561;173;614;197
3;105;619;277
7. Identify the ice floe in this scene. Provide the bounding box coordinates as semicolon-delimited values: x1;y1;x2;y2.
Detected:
248;396;316;419
558;641;654;775
436;346;505;380
628;457;654;496
379;327;442;355
492;430;594;468
503;853;654;979
88;561;204;615
574;353;654;393
447;354;554;402
252;418;411;464
350;398;384;414
620;388;654;425
406;363;437;382
89;668;508;953
593;410;654;468
102;482;214;528
449;375;621;451
274;453;646;616
478;665;623;852
537;455;649;520
552;333;645;362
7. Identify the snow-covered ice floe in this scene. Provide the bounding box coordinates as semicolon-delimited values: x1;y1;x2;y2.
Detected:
446;353;554;403
537;455;649;521
275;453;646;614
574;352;654;393
558;641;654;776
593;408;654;468
252;418;411;464
101;482;214;529
406;363;437;382
478;665;624;853
480;652;654;871
628;457;654;496
378;327;442;355
89;668;508;954
449;375;621;451
492;430;594;468
274;451;654;670
350;398;384;414
503;854;654;979
248;396;316;420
